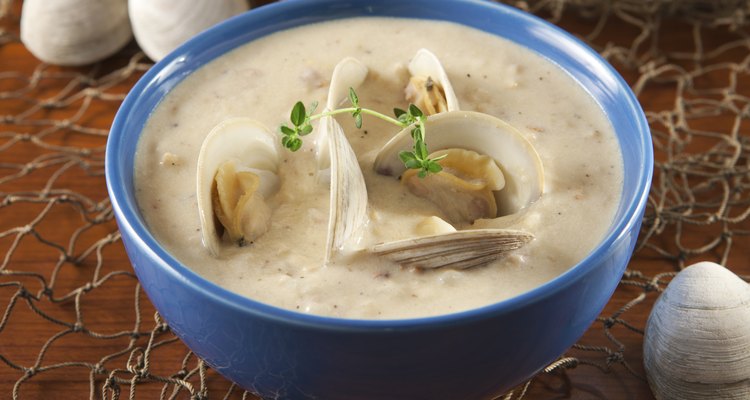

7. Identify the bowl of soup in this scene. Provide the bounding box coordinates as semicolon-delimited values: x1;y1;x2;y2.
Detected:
105;0;653;398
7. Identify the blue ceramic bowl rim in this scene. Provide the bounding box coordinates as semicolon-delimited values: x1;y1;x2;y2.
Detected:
106;0;653;332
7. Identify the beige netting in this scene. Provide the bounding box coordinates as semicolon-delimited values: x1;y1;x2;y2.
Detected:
1;0;748;399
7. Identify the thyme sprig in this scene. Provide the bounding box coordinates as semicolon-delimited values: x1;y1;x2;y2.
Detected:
280;88;443;177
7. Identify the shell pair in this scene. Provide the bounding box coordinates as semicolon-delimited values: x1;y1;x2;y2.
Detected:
21;0;248;66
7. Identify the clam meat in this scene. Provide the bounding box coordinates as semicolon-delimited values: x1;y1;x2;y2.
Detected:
197;117;280;256
374;110;544;224
402;148;505;225
404;48;460;115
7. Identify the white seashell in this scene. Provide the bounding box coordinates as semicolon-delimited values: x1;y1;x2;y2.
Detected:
323;115;369;264
373;110;544;218
319;60;370;264
643;261;750;400
404;48;460;114
371;229;533;270
129;0;248;62
314;57;369;183
196;118;280;257
20;0;132;66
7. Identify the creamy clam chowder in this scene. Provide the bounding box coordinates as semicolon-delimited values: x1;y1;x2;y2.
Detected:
134;17;623;319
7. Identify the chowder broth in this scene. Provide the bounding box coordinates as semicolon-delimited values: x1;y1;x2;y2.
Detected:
134;17;623;319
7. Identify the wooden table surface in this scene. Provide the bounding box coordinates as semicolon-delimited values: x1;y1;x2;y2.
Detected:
1;1;748;399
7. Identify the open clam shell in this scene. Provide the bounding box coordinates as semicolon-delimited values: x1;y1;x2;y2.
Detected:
314;57;369;181
315;58;370;264
196;117;280;257
323;115;369;264
405;48;460;114
372;228;533;270
374;110;544;217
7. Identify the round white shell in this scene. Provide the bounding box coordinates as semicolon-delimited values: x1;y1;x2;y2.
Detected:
644;261;750;400
196;117;280;257
20;0;132;66
129;0;248;62
407;48;460;112
373;110;544;216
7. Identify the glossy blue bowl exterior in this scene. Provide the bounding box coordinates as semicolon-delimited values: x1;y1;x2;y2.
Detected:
106;0;652;399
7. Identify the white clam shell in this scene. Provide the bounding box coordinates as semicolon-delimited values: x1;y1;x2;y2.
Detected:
644;261;750;400
314;57;369;182
20;0;132;66
371;228;533;270
373;110;544;217
196;118;280;257
129;0;248;62
323;115;369;263
406;48;460;113
318;59;370;263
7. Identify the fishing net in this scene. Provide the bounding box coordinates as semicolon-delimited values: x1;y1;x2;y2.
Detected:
1;0;748;398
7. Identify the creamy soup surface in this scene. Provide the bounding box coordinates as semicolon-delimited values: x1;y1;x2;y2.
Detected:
134;17;623;319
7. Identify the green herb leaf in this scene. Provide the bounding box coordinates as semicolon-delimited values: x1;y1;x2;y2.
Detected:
431;153;448;162
426;160;443;173
280;125;295;136
395;107;416;126
399;151;421;169
299;124;313;136
354;113;363;129
288;137;302;152
408;126;419;140
408;103;423;118
290;101;306;127
308;100;319;115
348;87;359;107
416;139;429;160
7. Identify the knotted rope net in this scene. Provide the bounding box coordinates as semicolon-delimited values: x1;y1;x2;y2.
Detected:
1;0;748;398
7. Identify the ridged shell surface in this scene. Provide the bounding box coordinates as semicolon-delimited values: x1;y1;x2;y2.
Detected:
644;261;750;399
20;0;132;66
129;0;248;61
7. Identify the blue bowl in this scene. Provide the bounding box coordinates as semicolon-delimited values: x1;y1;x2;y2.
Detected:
106;0;652;398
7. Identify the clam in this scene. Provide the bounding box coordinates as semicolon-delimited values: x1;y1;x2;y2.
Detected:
643;261;750;399
374;110;544;223
197;118;280;257
317;59;370;263
404;48;460;115
314;57;369;182
323;115;369;263
129;0;249;62
372;229;533;270
20;0;132;66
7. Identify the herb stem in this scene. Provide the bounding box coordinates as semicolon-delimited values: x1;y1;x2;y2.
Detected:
310;107;404;127
280;88;443;177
